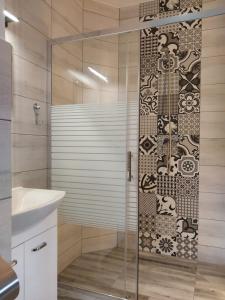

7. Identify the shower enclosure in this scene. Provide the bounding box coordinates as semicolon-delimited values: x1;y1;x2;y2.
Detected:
48;2;225;300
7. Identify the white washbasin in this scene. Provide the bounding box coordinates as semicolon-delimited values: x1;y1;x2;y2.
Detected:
12;187;65;235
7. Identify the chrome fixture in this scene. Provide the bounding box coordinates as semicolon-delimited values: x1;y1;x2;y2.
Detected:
3;10;19;27
33;103;41;125
0;256;19;300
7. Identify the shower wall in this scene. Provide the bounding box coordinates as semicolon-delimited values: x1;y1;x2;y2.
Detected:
138;0;202;260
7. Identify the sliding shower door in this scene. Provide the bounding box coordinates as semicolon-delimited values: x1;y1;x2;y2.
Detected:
50;31;139;300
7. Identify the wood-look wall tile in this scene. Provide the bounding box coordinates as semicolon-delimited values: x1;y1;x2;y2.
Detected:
83;38;118;67
6;20;48;69
203;0;225;10
84;0;119;20
58;240;81;273
5;0;51;37
200;112;225;138
119;41;140;68
0;121;11;200
202;56;225;85
12;134;48;173
83;11;119;32
200;138;225;166
198;244;225;265
82;226;116;239
52;74;74;105
58;223;82;256
203;15;225;31
13;55;47;102
52;0;83;33
13;169;48;188
202;27;225;57
201;84;225;112
200;192;225;222
199;218;225;248
12;96;47;135
200;166;225;193
82;233;117;253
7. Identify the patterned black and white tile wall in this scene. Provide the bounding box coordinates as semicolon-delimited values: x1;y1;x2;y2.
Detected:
138;0;202;260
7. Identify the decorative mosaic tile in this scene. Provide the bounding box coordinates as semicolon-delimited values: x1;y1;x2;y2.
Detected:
154;234;177;256
158;114;178;135
158;135;178;159
141;27;158;39
180;0;202;10
139;214;156;233
159;72;179;95
177;236;198;260
157;155;179;176
139;193;157;215
158;31;179;56
179;29;202;52
141;55;158;79
179;49;201;73
140;115;158;135
156;194;177;216
141;34;158;56
177;135;199;160
176;175;199;198
157;175;176;196
139;135;157;155
180;64;201;94
139;232;157;252
177;217;198;239
179;19;202;31
159;0;180;13
178;92;200;114
141;74;158;98
139;0;159;22
177;155;199;177
140;96;158;116
176;196;198;219
139;173;157;193
158;94;179;114
158;53;179;74
155;215;177;235
159;9;180;19
140;155;157;174
178;114;200;135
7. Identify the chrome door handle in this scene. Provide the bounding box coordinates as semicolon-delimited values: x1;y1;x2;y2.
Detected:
11;260;18;267
127;151;132;182
32;242;47;252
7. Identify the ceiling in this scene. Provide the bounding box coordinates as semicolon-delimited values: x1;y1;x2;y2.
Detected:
94;0;151;8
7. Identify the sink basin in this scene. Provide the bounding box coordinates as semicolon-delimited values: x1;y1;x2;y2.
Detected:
12;187;65;235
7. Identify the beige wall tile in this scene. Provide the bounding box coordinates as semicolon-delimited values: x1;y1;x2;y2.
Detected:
83;38;118;67
13;169;48;188
52;74;74;105
82;226;116;239
12;134;48;173
200;166;225;193
52;45;82;82
6;20;48;69
83;11;119;32
119;66;139;93
202;27;225;58
199;219;225;248
12;96;47;135
120;4;138;20
200;192;225;222
58;240;81;273
198;245;225;265
200;139;225;166
13;55;47;102
203;15;225;30
82;233;117;253
61;42;83;61
202;56;225;85
119;41;139;68
200;112;225;138
84;0;119;19
6;0;51;37
201;84;225;112
203;0;225;10
52;0;83;33
58;223;82;255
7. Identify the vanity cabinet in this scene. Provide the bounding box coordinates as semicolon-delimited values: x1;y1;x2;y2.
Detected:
11;211;57;300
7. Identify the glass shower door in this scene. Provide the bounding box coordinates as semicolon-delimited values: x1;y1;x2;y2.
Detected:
50;31;139;300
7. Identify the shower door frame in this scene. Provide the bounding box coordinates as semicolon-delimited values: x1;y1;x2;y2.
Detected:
47;6;225;300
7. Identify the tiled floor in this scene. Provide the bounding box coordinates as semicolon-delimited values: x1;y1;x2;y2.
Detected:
58;248;225;300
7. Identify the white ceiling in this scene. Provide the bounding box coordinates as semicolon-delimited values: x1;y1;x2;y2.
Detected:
94;0;151;8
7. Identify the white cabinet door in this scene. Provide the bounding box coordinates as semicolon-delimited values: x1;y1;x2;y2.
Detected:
24;227;57;300
12;244;25;300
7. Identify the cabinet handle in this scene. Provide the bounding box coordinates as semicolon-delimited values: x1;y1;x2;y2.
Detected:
32;242;47;252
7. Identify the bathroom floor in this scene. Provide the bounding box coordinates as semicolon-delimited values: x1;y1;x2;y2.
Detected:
58;248;225;300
